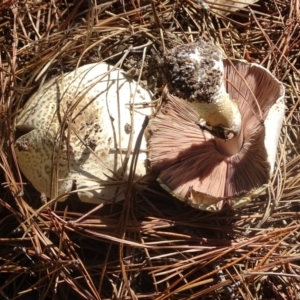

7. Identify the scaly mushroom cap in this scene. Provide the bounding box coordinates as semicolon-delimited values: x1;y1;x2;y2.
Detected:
146;58;285;211
15;63;152;203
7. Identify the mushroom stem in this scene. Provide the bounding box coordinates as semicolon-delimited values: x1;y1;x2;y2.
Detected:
163;41;243;141
191;88;242;140
215;126;244;156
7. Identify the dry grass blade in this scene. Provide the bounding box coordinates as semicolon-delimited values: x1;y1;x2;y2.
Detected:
0;0;300;299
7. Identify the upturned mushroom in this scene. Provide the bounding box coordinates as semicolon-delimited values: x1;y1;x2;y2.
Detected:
146;41;285;211
15;63;152;203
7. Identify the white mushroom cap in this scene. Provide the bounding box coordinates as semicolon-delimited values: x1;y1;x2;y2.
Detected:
15;63;152;203
146;57;285;211
207;0;258;16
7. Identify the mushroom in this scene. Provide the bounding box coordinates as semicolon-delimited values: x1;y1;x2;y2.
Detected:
146;41;285;211
207;0;258;16
15;63;152;203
